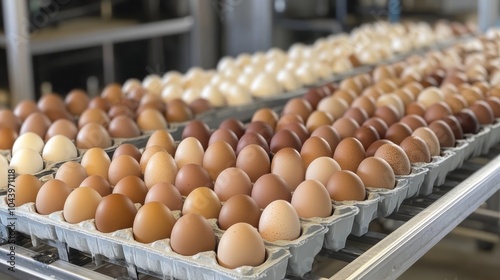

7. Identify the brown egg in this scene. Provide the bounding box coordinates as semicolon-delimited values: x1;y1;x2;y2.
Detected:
412;127;441;156
136;108;168;131
405;102;426;117
282;98;313;122
203;141;236;181
276;114;305;130
55;161;87;189
166;99;193;123
460;85;483;106
219;119;245;138
76;123;112;149
45;119;78;141
332;117;359;139
400;114;427;131
277;122;309;145
107;115;141;138
333;89;357;104
270;129;301;154
13;174;42;206
133;202;176;243
113;144;141;162
139;94;165;113
404;82;424;97
344;107;369;126
78;108;110;129
108;102;136;120
442;115;464;140
236;143;269;183
424;102;452;124
144;151;178;189
303;88;326;109
113;176;148;204
454;109;480;134
357;157;395;189
300;137;332;168
182;120;211;150
170;213;216;256
470;100;495;125
271;147;305;192
35;179;71;215
384;123;412;145
428;120;456;148
175;163;213;196
81;148;111;179
139;145;166;173
340;77;362;94
366;139;393;157
189;98;213;115
486;96;500;118
352;96;376;117
373;65;396;82
291;179;332;218
214;167;252;201
246;121;273;144
20;112;51;139
101;83;123;104
144;182;183;210
146;130;176;155
252;108;279;130
63;186;102;224
252;173;291;208
363;117;388;138
108;155;142;186
311;125;341;152
317;96;349;119
218;194;261;230
65;89;89;116
0;128;17;150
80;175;112;197
236;132;270;155
333;137;365;172
326;170;366;201
400;136;431;163
374;143;411;175
182;187;221;219
95;193;137;233
353;125;380;150
13;101;39;123
444;94;468;114
89;96;111;112
374;106;400;126
38;93;66;115
306;111;334;133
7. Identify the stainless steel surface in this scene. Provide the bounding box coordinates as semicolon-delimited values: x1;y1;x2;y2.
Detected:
478;0;500;32
331;154;500;280
189;0;217;69
2;0;35;107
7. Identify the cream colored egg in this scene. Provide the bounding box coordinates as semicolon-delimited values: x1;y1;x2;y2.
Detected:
10;148;43;174
42;135;78;162
122;78;141;93
217;56;235;72
277;69;301;92
162;71;183;86
142;74;162;95
417;87;444;109
200;85;226;107
259;200;300;242
250;73;282;98
161;84;184;103
12;132;44;155
295;64;317;85
226;85;253;106
182;87;202;104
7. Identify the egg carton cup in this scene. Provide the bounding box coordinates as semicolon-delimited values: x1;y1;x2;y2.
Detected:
260;222;327;277
366;179;410;219
442;140;469;172
0;149;10;158
415;151;455;196
482;121;500;154
333;192;381;237
300;205;358;251
465;126;491;159
396;166;428;199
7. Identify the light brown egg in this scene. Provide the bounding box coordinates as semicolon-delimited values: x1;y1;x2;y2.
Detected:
203;141;236;181
245;121;273;144
374;106;400;126
252;108;279;130
113;176;148;204
88;96;111;112
133;202;176;243
400;114;427;131
344;107;369;126
218;195;261;230
300;137;332;168
63;187;102;223
428;120;455;148
37;93;66;115
13;101;39;123
80;175;112;197
108;155;142;186
219;118;245;138
13;174;42;206
444;94;468;114
113;144;141;162
353;125;380;150
35;179;71;215
209;128;239;151
45;119;78;141
317;96;349;119
189;98;213;115
333;89;357;104
277;122;309;145
384;123;412;145
174;163;213;196
107;115;141;138
236;144;270;183
259;200;300;242
101;83;123;104
326;170;366;201
470;100;495;125
276;113;304;130
217;222;266;268
95;193;137;233
251;173;291;209
332;117;359;139
20;112;51;139
306;111;334;133
76;123;112;149
182;186;221;219
144;151;177;189
363;117;388;138
170;213;216;256
271;147;305;192
65;89;89;116
412;127;441;156
214;167;252;201
356;157;395;189
166;99;193;123
78;108;110;129
55;161;87;189
352;96;376;117
406;102;426;117
291;179;332;218
333;137;365;172
424;102;452;124
81;148;111;180
311;125;341;152
144;182;183;210
400;135;431;163
282;98;313;123
136;108;168;131
374;143;411;175
305;157;341;187
147;129;176;153
0;128;17;150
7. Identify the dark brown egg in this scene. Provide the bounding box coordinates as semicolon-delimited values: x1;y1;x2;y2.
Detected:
182;120;211;150
209;128;239;151
236;132;269;155
374;106;400;126
303;88;326;109
65;89;89;116
13;101;39;123
353;125;380;150
108;115;141;138
424;102;452;124
189;98;213;115
251;173;291;209
455;109;480;134
343;107;369;126
384;123;412;145
470;100;495;125
282;98;313;122
245;121;273;144
400;114;427;131
428;120;456;147
277;122;309;145
45;119;78;141
174;164;214;196
311;125;341;152
166;99;194;123
20;112;51;139
219;119;245;138
486;96;500;118
366;139;393;157
442;115;464;140
270;129;301;154
363;117;388;138
333;137;365;172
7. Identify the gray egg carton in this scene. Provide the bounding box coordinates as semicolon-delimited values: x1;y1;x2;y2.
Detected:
366;179;410;218
482;121;500;154
333;192;381;237
465;126;491;159
416;150;455;196
300;205;359;251
396;167;428;199
443;140;469;172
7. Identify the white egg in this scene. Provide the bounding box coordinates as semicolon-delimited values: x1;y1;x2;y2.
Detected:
288;43;306;60
265;60;284;76
219;81;236;96
142;74;163;95
225;84;253;106
122;78;141;93
217;56;236;72
236;74;254;91
10;148;43;174
313;62;332;80
276;69;301;92
235;53;252;69
12;132;44;155
200;85;226;107
182;87;202;104
162;71;183;86
222;67;241;81
251;52;267;68
294;64;317;85
250;73;282;98
42;135;78;162
161;84;184;103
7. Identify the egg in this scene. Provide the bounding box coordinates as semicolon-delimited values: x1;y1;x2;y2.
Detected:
20;112;51;139
236;144;270;183
326;170;366;201
311;125;341;152
356;157;395;189
271;147;305;192
291;179;332;218
95;193;137;233
88;96;111;112
170;213;216;256
80;175;112;197
218;194;261;230
166;99;194;123
45;119;78;141
108;155;142;186
189;98;213;115
246;121;273;144
12;132;44;155
374;143;411;175
182;120;211;150
259;200;301;242
63;187;102;223
10;148;43;174
282;98;313;123
401;135;432;163
332;117;359;139
424;102;452;124
174;137;204;169
412;127;441;156
55;161;87;189
112;144;141;162
144;151;177;189
76;123;112;149
174;164;213;196
374;106;400;126
81;148;111;179
417;86;444;108
400;114;427;131
454;109;480;134
65;89;90;116
12;174;42;206
0;128;17;150
305;157;341;187
182;186;221;219
270;129;302;154
317;96;349;119
250;73;282;98
101;83;123;103
107;115;141;138
203;141;236;181
136;108;168;131
352;96;376;117
144;182;183;210
442;115;464;140
146;130;176;155
208;128;238;151
252;108;279;130
428;120;456;148
78;108;110;128
35;179;71;215
42;135;78;162
470;100;495;125
13;101;39;122
133;202;177;243
353;125;380;150
219;119;245;138
333;137;365;172
217;223;266;269
344;107;369;126
384;123;412;145
251;173;291;209
300;137;332;168
113;176;148;204
214;167;252;201
0;155;7;188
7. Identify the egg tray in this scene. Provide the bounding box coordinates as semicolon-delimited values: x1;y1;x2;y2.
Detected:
443;140;469;173
300;205;359;251
366;179;410;219
482;120;500;155
416;150;456;196
396;166;428;199
333;192;381;237
465;126;491;159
